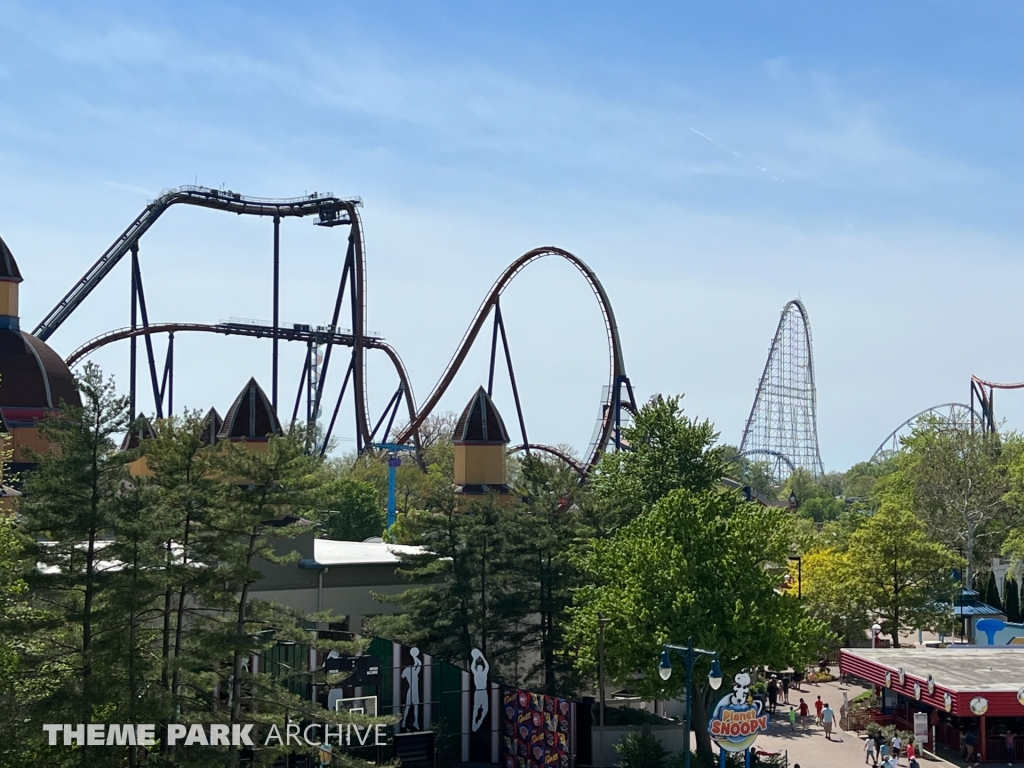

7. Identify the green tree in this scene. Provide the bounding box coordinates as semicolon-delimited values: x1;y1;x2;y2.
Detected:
19;363;130;767
613;732;669;768
569;487;826;763
591;395;727;529
514;452;590;695
799;547;870;647
983;572;1002;612
313;475;384;541
843;504;959;645
372;483;531;679
1006;577;1022;624
896;418;1014;585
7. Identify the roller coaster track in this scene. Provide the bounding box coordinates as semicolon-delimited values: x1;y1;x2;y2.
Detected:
33;184;374;446
508;443;587;479
970;375;1024;435
869;402;979;462
394;246;632;474
39;190;631;476
63;321;418;447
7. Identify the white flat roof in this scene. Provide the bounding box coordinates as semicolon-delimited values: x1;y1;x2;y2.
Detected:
312;538;422;567
843;647;1024;693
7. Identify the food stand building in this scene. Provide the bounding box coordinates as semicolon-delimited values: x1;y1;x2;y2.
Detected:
841;647;1024;763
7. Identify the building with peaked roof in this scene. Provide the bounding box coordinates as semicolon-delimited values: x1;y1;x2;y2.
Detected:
199;407;223;446
217;378;282;445
453;386;512;497
0;234;82;478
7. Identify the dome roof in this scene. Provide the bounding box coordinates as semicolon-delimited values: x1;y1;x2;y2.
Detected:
0;329;81;412
453;386;510;444
0;235;23;283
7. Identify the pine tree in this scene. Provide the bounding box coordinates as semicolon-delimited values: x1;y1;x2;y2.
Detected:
19;362;131;767
1005;577;1022;624
372;469;531;679
984;571;1003;612
515;452;590;696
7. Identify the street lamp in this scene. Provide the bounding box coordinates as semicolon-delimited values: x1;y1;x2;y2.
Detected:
871;622;882;648
659;638;722;768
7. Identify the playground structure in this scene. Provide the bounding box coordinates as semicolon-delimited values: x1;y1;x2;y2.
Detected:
740;299;825;483
38;186;636;475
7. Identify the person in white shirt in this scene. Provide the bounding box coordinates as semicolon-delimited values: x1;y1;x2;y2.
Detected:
864;735;876;765
891;733;902;760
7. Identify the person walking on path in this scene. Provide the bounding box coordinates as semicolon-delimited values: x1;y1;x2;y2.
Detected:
782;674;791;704
905;740;916;765
814;695;824;725
891;733;901;761
788;706;797;729
767;676;779;714
798;698;808;722
873;732;885;762
865;735;877;765
821;703;835;740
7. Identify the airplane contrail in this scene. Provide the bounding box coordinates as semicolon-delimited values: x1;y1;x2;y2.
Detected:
689;127;742;158
689;126;783;183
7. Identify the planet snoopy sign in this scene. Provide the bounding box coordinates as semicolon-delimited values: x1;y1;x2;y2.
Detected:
707;672;770;753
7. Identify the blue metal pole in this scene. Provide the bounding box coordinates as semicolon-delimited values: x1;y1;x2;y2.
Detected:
387;455;401;527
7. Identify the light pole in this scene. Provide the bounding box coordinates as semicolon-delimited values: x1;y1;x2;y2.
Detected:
871;622;882;649
598;615;609;768
659;638;723;768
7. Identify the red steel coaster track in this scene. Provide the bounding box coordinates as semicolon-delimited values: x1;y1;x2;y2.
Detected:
43;188;633;476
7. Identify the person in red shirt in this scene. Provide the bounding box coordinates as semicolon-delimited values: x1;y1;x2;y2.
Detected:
814;695;824;725
798;698;809;720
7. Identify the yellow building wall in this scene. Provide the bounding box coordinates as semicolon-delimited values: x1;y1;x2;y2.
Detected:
0;282;18;318
10;427;53;462
454;443;506;486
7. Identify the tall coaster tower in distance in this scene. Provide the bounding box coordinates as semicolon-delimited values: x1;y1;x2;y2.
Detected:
740;299;825;483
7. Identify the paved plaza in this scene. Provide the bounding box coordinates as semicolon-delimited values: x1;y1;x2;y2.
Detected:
752;679;960;768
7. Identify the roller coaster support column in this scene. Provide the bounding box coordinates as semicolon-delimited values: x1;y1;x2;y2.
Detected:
486;299;530;453
129;244;139;421
371;443;418;528
613;374;636;451
272;215;280;412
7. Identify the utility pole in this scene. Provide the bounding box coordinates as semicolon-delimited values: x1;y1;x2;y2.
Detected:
598;614;609;768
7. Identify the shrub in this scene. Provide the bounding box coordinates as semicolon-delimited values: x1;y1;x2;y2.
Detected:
614;733;669;768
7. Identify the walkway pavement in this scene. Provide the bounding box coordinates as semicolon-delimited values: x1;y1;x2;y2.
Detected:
753;678;960;768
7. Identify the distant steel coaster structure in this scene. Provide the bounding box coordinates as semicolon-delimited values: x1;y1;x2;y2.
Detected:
41;186;634;475
969;375;1024;436
739;299;824;483
869;402;979;462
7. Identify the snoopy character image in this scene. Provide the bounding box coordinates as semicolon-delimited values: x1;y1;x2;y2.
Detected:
730;671;752;706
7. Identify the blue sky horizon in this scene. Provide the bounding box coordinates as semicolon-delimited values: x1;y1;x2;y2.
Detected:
1;1;1022;471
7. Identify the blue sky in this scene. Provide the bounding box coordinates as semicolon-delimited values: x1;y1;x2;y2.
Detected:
1;1;1022;469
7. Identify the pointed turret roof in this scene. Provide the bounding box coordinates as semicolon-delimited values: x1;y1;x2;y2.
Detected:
200;407;223;445
0;235;23;283
453;386;510;445
120;415;158;451
218;378;282;441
